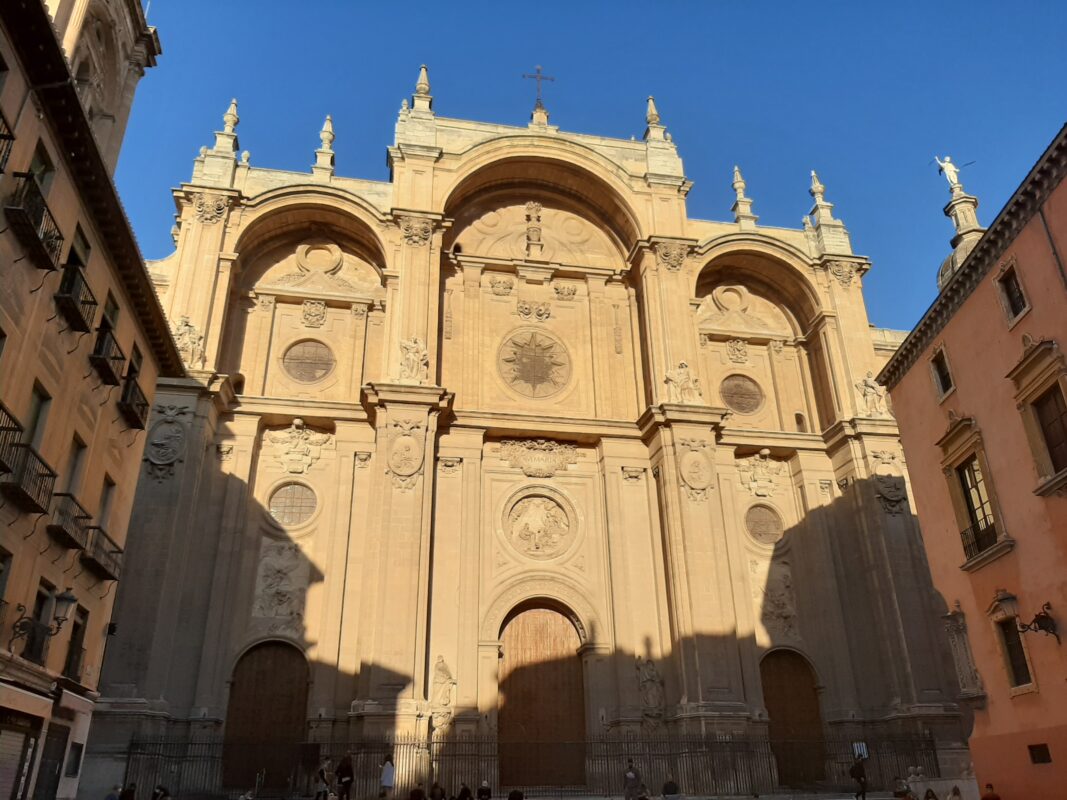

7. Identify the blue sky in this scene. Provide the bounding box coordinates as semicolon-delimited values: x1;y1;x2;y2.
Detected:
116;0;1066;331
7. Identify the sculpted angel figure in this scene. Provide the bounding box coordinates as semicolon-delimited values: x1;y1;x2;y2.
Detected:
855;371;887;416
398;336;429;384
934;155;961;190
665;361;703;404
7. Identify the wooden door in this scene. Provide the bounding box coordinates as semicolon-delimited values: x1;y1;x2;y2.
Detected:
498;607;585;787
224;642;309;790
760;650;824;788
31;723;68;800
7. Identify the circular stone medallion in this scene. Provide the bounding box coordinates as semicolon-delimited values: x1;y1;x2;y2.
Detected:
507;494;572;559
720;374;764;414
745;504;784;545
497;329;572;398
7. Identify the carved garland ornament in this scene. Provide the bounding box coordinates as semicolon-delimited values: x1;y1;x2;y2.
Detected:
654;241;689;272
500;439;578;478
398;215;434;246
143;404;190;482
192;192;228;224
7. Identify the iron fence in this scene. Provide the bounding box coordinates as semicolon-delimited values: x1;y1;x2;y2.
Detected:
124;732;938;800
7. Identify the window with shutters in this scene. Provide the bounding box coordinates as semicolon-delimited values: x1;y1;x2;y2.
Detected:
995;262;1029;322
1006;338;1067;496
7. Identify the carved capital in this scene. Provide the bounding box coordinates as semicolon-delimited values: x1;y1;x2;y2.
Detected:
397;215;434;246
654;241;689;271
192;192;229;224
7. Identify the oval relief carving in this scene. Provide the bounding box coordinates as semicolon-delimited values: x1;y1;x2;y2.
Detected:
505;493;574;560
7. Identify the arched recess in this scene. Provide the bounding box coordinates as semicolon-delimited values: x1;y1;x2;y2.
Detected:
223;640;309;789
759;648;825;788
691;243;836;432
218;196;388;396
497;600;587;787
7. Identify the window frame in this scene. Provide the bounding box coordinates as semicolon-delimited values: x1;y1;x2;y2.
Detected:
929;345;955;402
993;257;1030;326
936;415;1014;571
987;591;1038;697
1006;338;1067;496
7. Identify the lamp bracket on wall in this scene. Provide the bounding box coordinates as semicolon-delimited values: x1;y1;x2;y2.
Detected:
1018;602;1060;644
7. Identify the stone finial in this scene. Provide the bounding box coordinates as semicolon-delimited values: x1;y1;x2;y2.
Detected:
223;98;239;134
731;165;758;228
646;95;661;125
415;64;431;96
806;170;853;255
319;115;335;151
809;170;825;203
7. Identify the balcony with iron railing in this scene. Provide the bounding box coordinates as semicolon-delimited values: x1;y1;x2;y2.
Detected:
961;518;999;560
62;644;86;682
0;402;22;475
83;526;122;581
118;376;149;429
0;108;13;173
46;492;91;550
0;443;57;514
20;619;51;666
54;264;98;332
4;173;64;271
89;327;126;385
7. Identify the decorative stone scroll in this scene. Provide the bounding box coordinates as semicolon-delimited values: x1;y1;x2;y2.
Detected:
678;439;713;501
398;215;434;246
737;449;785;498
264;419;334;474
517;298;552;322
171;316;205;368
654;241;688;272
386;418;425;491
301;300;327;328
143;404;190;482
192;192;228;224
500;439;577;477
621;467;645;483
438;456;462;475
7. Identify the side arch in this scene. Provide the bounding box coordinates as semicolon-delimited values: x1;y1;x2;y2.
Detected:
480;575;603;645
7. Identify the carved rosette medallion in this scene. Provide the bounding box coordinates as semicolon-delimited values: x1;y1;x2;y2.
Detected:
386;418;425;491
654;241;689;271
678;439;713;501
498;329;572;398
398;215;434;246
192;192;228;224
301;300;327;328
500;439;577;477
143;404;190;482
505;493;574;560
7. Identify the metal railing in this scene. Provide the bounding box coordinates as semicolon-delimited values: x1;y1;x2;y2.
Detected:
62;644;86;682
20;618;51;665
0;442;58;514
961;518;998;560
4;172;64;270
47;492;91;549
90;326;126;385
0;109;14;173
118;376;150;429
83;526;122;581
123;732;940;799
55;263;99;332
0;401;22;474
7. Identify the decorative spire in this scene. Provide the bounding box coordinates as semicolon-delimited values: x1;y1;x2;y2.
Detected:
806;169;853;255
646;96;660;126
731;166;757;229
412;64;433;112
809;170;825;204
319;115;335;151
936;158;986;290
415;64;430;96
223;98;239;134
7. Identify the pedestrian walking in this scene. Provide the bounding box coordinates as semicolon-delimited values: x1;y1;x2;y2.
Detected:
429;782;447;800
923;790;940;800
622;759;641;800
119;783;136;800
849;755;867;800
380;756;396;799
980;785;1001;800
476;780;491;800
336;756;354;800
105;785;121;800
316;757;334;800
661;775;681;800
150;786;170;800
409;783;426;800
457;782;472;800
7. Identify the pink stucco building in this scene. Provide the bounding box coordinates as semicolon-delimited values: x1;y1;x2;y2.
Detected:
880;125;1067;797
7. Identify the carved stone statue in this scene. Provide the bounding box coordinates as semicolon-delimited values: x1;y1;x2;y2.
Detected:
855;371;887;417
636;658;665;720
398;336;429;384
431;655;456;709
172;315;204;367
935;155;961;190
665;361;703;404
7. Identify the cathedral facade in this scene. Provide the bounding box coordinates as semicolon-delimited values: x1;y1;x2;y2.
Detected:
85;70;966;792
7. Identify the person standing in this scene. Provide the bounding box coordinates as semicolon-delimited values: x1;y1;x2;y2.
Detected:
476;780;491;800
456;783;472;800
428;782;447;800
661;775;681;800
316;757;333;800
105;785;122;800
336;756;354;800
622;760;641;800
849;755;867;800
980;785;1001;800
409;783;427;800
380;756;396;799
119;783;136;800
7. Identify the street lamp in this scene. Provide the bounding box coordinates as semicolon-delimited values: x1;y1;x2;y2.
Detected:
8;587;79;649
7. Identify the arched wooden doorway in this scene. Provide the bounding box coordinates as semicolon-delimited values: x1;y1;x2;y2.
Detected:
498;604;586;787
224;641;309;790
760;649;825;788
